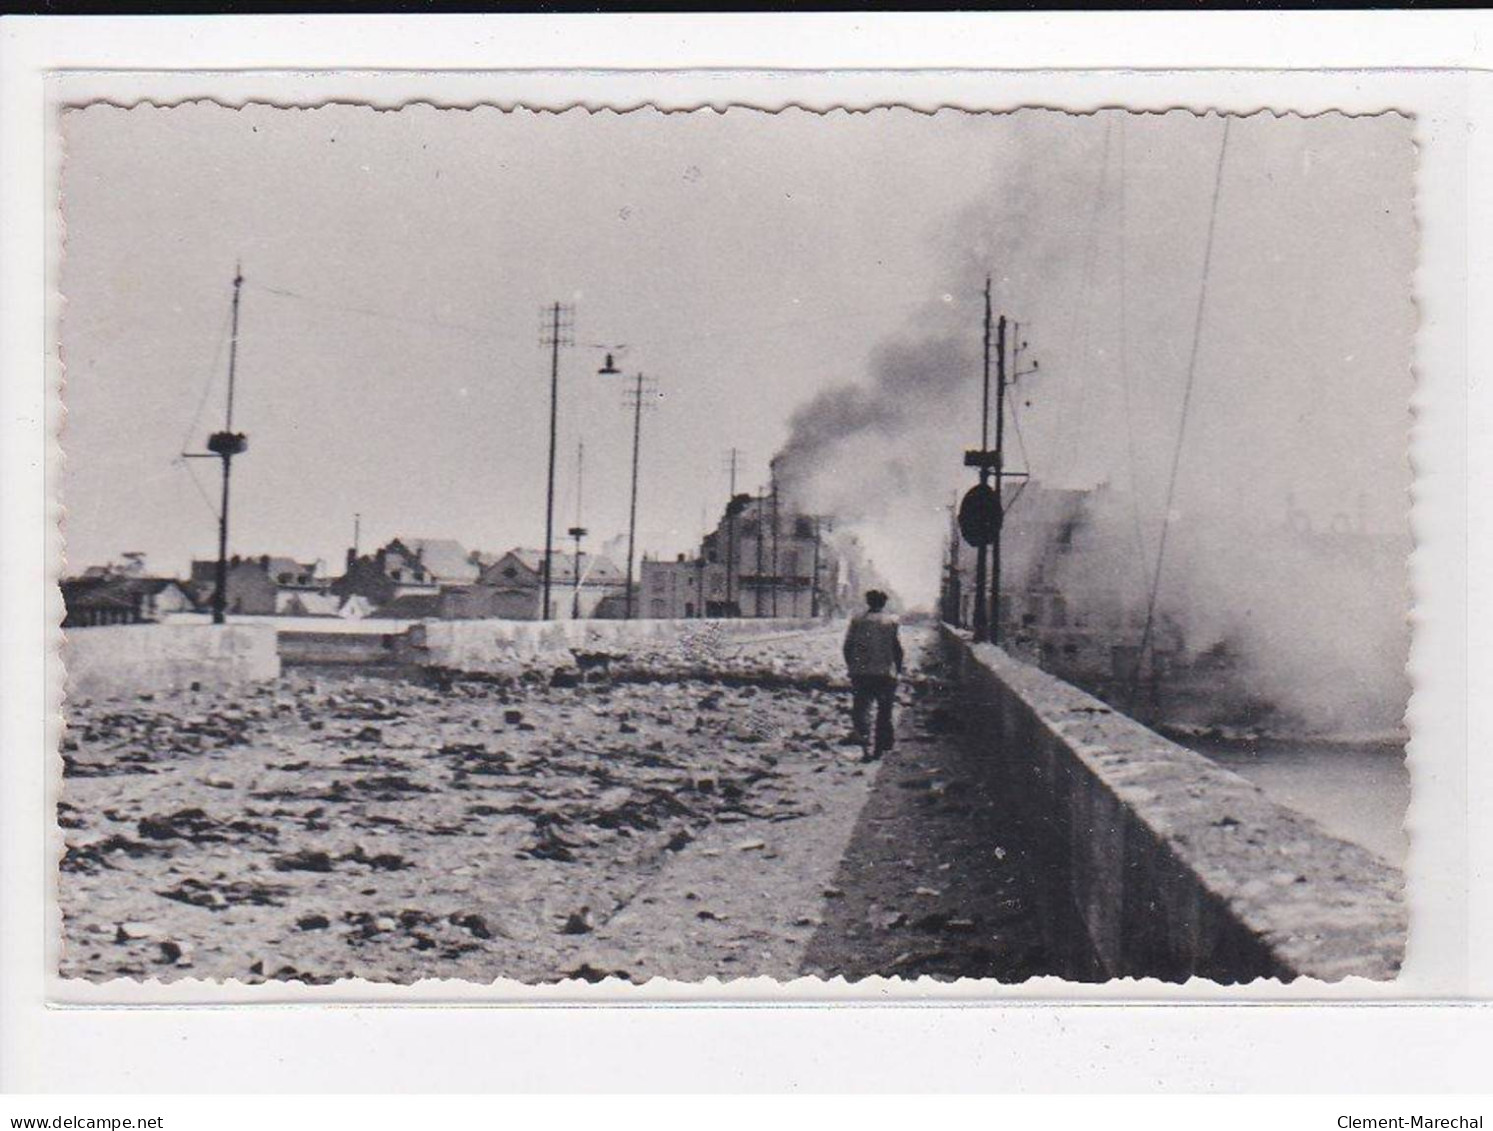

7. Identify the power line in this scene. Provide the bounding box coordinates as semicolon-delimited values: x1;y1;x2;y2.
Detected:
177;457;222;521
249;281;495;339
1007;395;1032;512
1116;114;1153;592
1132;114;1233;704
244;278;938;354
1054;116;1116;480
173;294;238;523
177;298;236;459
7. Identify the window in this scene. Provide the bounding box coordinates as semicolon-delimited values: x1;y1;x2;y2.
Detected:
651;573;665;591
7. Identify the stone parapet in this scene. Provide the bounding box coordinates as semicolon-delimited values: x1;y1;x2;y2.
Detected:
941;626;1405;982
64;623;280;703
399;618;834;684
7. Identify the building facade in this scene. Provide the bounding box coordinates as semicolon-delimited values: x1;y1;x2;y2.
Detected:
639;554;712;620
61;575;198;627
333;537;483;610
470;548;627;621
696;494;840;618
189;554;329;617
942;481;1181;699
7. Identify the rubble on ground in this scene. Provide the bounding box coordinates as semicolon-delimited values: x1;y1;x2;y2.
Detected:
57;626;898;984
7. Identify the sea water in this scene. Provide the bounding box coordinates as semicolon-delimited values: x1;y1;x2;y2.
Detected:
1179;737;1409;869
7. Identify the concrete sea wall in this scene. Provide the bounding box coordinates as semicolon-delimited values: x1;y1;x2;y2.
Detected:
64;623;280;703
941;627;1405;983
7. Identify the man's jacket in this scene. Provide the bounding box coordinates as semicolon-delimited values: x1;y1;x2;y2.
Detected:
843;611;904;679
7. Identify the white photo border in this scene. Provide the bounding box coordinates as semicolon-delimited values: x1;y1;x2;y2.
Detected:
2;11;1488;1092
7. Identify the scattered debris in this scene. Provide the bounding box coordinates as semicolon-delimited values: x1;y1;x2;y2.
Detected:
273;849;336;873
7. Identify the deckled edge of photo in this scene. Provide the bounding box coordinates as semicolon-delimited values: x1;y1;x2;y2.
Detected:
37;70;1455;1009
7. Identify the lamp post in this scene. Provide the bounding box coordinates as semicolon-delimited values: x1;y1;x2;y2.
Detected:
567;440;587;620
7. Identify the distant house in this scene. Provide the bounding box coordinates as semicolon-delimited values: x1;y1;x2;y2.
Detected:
472;548;626;620
639;554;709;620
396;538;483;585
189;554;328;616
61;575;198;628
334;537;485;608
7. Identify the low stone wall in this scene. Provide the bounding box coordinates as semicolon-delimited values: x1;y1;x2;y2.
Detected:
399;617;825;681
63;623;280;703
941;627;1405;983
277;629;409;667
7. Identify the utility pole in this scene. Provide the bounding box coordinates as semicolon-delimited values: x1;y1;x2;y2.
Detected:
539;302;574;620
810;515;823;618
769;459;781;618
567;441;587;620
960;276;1029;644
624;371;644;620
724;447;739;616
596;354;653;620
971;278;993;640
754;486;767;617
182;266;249;626
991;313;1009;645
695;548;706;619
352;512;361;559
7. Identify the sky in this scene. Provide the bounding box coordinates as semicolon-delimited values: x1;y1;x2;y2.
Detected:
60;104;1415;615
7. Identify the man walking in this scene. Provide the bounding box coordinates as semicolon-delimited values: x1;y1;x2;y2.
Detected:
843;589;903;761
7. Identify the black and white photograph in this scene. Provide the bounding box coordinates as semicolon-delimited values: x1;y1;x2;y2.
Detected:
53;101;1415;989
